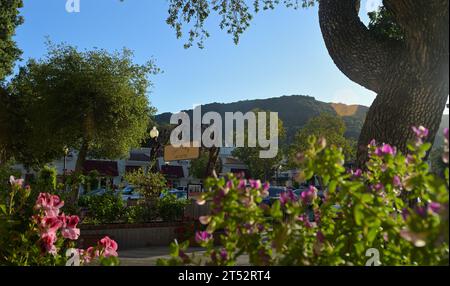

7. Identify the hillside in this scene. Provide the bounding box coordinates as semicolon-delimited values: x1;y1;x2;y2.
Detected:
155;95;448;146
155;95;368;144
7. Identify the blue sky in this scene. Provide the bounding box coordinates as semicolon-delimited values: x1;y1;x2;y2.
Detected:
14;0;389;114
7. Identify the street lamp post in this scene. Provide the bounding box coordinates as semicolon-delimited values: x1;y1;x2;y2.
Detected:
63;146;69;183
149;127;160;171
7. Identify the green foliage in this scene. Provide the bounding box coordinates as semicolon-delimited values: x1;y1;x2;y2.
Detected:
158;191;189;221
165;0;316;48
79;192;125;224
288;113;356;165
124;169;167;202
0;0;23;81
190;151;221;179
160;128;449;266
368;6;404;41
35;166;57;193
9;42;159;169
232;109;285;180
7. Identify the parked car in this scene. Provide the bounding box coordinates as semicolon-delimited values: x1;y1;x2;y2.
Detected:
160;189;188;200
84;188;107;196
120;185;143;202
261;186;287;206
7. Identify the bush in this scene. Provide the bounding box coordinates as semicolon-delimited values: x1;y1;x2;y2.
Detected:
79;192;125;224
124;169;167;203
158;126;449;266
158;191;189;221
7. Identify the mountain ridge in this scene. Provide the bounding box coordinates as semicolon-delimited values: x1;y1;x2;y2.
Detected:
154;94;448;146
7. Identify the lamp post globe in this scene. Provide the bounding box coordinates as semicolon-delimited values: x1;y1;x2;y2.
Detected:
150;126;159;139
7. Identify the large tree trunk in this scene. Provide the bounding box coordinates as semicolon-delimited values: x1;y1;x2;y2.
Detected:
205;146;220;178
74;139;88;174
319;0;449;167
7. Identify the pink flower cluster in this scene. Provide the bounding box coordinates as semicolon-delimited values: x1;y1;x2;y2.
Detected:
443;128;449;164
33;193;80;255
9;176;24;187
300;185;318;205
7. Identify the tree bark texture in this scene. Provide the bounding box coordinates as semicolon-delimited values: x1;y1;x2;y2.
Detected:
319;0;449;167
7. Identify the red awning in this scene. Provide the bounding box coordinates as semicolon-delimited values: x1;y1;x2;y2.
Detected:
160;165;184;179
83;160;119;177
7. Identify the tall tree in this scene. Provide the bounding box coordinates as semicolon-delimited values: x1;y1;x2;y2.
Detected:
163;0;449;166
288;113;356;167
10;43;159;173
0;0;23;81
190;149;222;180
0;0;23;164
232;109;285;181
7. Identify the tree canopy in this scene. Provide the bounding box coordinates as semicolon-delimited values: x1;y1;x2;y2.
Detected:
0;0;23;81
9;43;160;170
288;113;356;167
232;109;285;181
163;0;449;168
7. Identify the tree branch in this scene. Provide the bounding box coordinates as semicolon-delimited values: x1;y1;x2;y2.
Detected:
319;0;401;93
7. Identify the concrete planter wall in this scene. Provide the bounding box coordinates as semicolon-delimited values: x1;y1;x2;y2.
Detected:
79;222;183;250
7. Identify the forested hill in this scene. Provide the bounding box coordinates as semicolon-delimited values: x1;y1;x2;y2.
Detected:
155;95;367;144
155;95;448;146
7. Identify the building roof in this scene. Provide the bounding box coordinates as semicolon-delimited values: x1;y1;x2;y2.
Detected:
83;160;119;177
129;152;151;162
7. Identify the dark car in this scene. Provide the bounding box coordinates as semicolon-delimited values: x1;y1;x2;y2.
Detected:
262;186;287;206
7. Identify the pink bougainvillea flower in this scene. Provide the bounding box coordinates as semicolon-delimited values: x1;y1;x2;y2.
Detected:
9;176;24;187
316;231;325;243
237;179;247;190
372;183;384;192
297;214;313;228
280;190;296;205
60;215;81;240
300;186;317;205
220;249;228;260
415;206;427;218
428;202;441;214
393;176;402;188
400;229;427;247
249;179;262;189
381;144;396;155
35;193;64;217
199;216;211;225
443;128;449;163
374;144;396;156
195;231;212;244
412;126;429;139
196;197;206;206
98;236;118;257
225;180;234;190
401;208;410;221
353;169;362;178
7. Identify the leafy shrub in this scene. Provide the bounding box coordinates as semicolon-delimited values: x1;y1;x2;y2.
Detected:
158;191;189;221
158;126;449;266
79;192;125;224
124;169;167;203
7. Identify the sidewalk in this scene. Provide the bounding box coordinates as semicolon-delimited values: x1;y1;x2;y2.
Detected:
118;247;205;266
118;247;250;266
